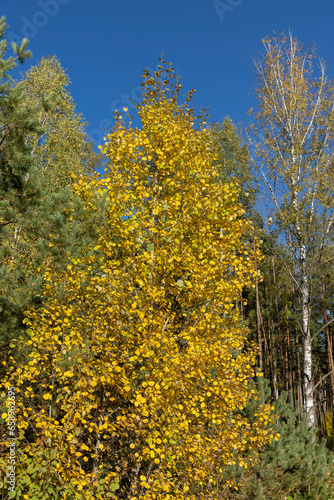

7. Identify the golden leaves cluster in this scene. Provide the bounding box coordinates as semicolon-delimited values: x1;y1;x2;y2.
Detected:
1;62;273;499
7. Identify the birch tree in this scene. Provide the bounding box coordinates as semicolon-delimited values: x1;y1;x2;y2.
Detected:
1;61;275;499
250;32;334;426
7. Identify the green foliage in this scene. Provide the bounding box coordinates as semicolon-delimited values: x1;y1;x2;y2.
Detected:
20;55;104;190
226;377;334;499
0;23;105;381
208;117;256;210
0;17;43;367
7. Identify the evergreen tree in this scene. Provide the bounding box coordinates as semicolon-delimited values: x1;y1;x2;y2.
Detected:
0;16;43;364
208;117;256;211
226;377;334;499
0;27;105;377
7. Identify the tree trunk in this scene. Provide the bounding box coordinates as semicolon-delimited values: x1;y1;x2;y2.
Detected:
285;305;291;393
292;281;303;412
254;244;263;371
322;277;334;436
301;263;315;426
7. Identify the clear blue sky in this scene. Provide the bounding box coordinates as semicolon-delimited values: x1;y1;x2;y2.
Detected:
3;0;334;150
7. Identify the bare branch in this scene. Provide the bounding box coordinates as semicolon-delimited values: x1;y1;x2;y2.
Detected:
313;368;334;391
311;316;334;343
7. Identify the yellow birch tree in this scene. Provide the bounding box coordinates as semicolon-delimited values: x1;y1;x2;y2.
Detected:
1;61;274;499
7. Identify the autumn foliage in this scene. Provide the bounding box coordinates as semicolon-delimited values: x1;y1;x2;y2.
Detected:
1;62;274;499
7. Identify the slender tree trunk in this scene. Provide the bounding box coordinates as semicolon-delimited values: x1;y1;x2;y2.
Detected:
324;302;334;397
285;305;291;393
269;304;279;400
271;329;279;400
254;244;263;371
291;348;296;407
292;281;303;411
240;295;244;322
322;278;334;435
330;309;334;433
301;259;315;426
263;319;270;381
264;284;277;398
325;321;334;408
272;255;286;390
11;224;21;263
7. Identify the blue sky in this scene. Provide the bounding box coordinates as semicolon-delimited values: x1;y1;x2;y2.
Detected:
3;0;334;151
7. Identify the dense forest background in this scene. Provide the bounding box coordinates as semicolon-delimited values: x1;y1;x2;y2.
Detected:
0;15;334;499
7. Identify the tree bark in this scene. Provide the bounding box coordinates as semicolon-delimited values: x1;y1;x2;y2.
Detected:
254;244;263;371
292;281;303;411
301;259;315;426
322;277;334;435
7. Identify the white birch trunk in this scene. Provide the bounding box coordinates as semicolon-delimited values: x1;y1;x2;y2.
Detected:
301;251;315;426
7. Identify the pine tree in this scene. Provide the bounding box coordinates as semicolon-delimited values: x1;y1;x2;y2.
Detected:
0;16;43;364
226;377;334;499
208;117;256;210
0;27;105;378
